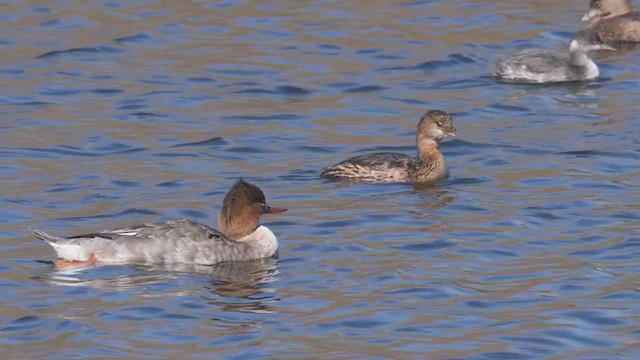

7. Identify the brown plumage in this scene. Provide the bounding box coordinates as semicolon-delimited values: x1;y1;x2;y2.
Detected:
584;0;640;42
321;110;457;184
218;179;270;240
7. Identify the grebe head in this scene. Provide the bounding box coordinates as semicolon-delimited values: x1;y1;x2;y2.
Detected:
569;30;616;53
583;0;633;22
217;179;287;240
417;110;457;143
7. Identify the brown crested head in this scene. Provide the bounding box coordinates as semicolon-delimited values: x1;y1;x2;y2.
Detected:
217;179;287;240
416;110;457;144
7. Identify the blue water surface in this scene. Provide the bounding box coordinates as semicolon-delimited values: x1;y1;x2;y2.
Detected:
1;0;640;358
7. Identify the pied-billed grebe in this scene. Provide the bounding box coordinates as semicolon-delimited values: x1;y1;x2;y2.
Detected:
321;110;457;184
30;179;287;266
583;0;640;42
492;30;614;83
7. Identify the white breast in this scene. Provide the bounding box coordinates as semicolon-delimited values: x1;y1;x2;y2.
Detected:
238;226;279;258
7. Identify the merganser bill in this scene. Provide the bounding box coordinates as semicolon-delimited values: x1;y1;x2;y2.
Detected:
30;179;287;266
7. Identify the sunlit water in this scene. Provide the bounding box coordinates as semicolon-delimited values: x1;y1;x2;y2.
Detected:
2;0;640;358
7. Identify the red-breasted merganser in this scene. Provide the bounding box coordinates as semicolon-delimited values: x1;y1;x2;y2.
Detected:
320;110;457;183
493;30;614;83
30;179;287;266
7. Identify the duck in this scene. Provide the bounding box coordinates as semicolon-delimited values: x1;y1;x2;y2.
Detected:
320;110;457;183
582;0;640;43
492;30;614;83
30;179;287;266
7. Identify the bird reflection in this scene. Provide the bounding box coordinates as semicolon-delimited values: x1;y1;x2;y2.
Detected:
148;258;281;314
411;184;455;210
206;258;280;314
37;258;281;315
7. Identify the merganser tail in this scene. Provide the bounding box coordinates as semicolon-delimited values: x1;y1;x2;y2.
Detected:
30;227;64;244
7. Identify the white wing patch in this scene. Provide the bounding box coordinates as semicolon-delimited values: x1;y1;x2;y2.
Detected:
112;231;138;236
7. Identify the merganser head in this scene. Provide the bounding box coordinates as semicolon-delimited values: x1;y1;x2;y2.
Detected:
569;30;616;53
417;110;457;144
218;179;287;240
583;0;633;22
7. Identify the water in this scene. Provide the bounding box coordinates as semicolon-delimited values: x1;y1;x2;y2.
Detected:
2;0;640;358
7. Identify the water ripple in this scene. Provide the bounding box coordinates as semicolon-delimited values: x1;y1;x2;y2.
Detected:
2;1;640;358
35;46;125;59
